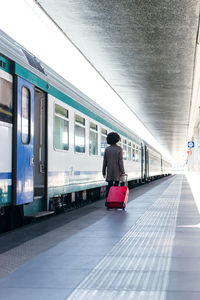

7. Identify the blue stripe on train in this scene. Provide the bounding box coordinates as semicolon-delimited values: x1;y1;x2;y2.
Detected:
0;172;12;179
48;171;100;176
74;171;100;175
48;171;70;176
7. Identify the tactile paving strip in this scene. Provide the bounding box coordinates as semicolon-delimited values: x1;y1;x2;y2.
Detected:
67;176;183;300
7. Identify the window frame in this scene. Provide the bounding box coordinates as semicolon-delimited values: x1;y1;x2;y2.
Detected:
21;85;31;145
53;102;69;152
132;143;136;161
100;127;107;157
135;145;139;162
122;138;127;160
89;121;98;156
0;75;13;124
74;113;86;154
128;141;132;161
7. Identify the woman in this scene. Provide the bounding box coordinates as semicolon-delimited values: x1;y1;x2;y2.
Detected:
102;132;126;195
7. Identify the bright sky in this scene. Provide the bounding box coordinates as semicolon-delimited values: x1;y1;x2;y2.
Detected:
0;0;173;161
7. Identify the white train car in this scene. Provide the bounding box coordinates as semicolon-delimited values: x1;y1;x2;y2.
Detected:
148;147;162;178
0;30;171;232
0;69;12;208
162;158;172;176
47;93;144;207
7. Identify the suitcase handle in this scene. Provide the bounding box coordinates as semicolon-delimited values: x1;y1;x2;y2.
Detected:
120;174;128;186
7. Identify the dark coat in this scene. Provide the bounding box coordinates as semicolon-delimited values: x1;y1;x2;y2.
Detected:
102;145;125;181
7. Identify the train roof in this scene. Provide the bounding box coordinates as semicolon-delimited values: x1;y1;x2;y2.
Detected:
0;29;164;155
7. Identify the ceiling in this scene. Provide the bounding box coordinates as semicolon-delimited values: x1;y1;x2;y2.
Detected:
36;0;200;160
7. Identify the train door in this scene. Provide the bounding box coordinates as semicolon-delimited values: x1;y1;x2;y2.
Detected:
145;146;149;180
141;144;145;180
13;77;47;206
13;77;34;205
34;88;46;201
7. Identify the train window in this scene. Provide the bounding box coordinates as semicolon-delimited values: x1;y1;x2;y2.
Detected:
75;114;85;153
138;149;141;162
135;145;139;161
122;139;127;160
75;114;85;125
54;104;69;151
21;87;30;144
135;149;139;162
128;142;132;160
55;104;68;118
132;144;135;161
89;122;98;155
101;128;107;135
0;77;12;123
101;128;107;156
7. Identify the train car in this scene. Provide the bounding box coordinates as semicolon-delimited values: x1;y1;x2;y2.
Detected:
162;158;172;176
0;30;171;232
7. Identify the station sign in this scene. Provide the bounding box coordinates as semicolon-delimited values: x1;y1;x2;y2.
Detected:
187;150;192;155
188;141;194;148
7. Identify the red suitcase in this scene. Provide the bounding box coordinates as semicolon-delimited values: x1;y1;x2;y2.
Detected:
105;175;129;209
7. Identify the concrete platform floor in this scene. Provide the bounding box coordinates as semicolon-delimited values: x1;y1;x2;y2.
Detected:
0;174;200;300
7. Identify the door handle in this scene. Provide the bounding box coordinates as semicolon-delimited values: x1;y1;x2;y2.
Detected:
30;155;34;166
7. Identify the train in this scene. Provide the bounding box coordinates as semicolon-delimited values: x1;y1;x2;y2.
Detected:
0;30;171;232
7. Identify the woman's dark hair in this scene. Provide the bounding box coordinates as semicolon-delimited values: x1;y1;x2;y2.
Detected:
106;132;121;145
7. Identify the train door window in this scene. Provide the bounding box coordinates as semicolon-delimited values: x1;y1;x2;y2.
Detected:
21;87;30;144
75;114;85;153
0;77;12;123
122;139;127;160
89;122;98;155
54;104;69;151
132;144;135;161
128;142;132;160
101;128;107;156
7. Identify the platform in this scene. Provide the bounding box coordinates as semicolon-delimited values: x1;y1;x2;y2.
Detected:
0;174;200;300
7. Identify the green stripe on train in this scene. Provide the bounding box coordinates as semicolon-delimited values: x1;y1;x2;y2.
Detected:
15;63;139;143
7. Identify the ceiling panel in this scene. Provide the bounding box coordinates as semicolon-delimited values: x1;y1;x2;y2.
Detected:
36;0;200;159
